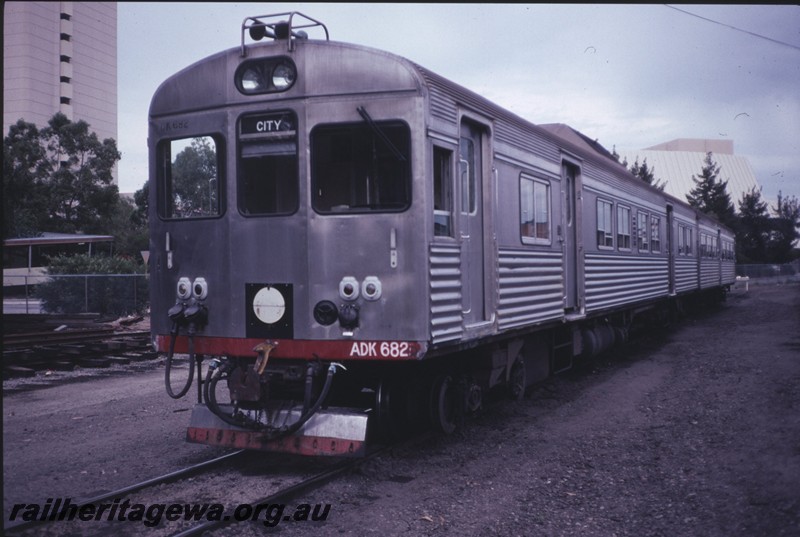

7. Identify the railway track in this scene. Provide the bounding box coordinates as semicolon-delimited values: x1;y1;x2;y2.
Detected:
4;450;247;534
2;314;155;379
5;438;413;536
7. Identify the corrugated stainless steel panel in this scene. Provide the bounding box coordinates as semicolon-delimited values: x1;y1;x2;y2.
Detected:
585;254;669;311
497;249;564;330
415;68;459;123
414;64;561;163
675;257;698;293
721;261;736;284
429;243;463;343
428;84;458;123
494;122;561;164
699;259;720;289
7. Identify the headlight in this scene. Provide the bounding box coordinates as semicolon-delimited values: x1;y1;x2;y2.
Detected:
236;58;296;95
271;63;296;90
176;277;192;300
240;67;265;92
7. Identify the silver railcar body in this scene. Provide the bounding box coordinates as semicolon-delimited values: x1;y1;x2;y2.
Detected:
149;14;735;456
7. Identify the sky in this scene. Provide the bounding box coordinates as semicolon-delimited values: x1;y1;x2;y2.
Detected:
117;3;800;206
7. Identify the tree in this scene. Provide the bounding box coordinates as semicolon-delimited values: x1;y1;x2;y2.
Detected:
768;191;800;263
108;195;149;260
2;113;121;237
686;152;736;228
736;187;771;262
628;157;665;191
3;120;47;238
132;181;149;228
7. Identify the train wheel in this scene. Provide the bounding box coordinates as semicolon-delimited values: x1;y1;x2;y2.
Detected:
429;374;460;434
507;356;526;401
375;378;412;441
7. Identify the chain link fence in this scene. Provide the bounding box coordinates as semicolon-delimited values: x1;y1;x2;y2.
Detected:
3;274;149;316
736;261;800;285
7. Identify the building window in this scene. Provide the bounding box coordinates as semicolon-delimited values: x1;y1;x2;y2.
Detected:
60;13;71;21
60;33;71;42
617;205;631;250
650;216;661;253
60;76;71;84
60;97;71;105
596;199;613;249
520;174;550;244
60;55;71;63
433;146;453;237
637;211;649;252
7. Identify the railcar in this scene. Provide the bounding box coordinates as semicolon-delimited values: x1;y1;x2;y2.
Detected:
149;13;736;457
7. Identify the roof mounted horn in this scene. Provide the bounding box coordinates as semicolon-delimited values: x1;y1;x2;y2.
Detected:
241;12;329;56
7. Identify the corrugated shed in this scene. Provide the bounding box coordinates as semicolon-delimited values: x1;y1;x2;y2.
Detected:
618;148;760;208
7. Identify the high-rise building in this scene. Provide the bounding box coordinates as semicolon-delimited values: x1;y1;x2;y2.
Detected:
3;1;117;182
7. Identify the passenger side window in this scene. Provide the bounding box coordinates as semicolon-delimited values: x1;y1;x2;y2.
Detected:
597;199;613;249
433;146;454;237
684;226;693;256
637;211;649;252
617;205;631;250
650;216;661;253
520;175;550;245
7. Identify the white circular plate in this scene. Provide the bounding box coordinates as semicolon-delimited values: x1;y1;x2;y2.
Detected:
252;287;286;324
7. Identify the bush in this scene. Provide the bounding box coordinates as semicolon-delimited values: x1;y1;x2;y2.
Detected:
35;254;148;316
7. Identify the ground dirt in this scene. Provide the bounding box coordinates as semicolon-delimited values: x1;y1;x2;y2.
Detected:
3;284;799;536
269;284;800;537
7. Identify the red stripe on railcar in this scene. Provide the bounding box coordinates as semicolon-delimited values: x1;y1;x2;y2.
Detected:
156;335;426;361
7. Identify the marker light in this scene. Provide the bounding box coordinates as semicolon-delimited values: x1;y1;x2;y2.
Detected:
177;277;192;300
361;276;382;301
192;277;209;300
339;276;360;301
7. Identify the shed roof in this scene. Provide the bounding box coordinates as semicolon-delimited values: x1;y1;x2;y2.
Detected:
3;232;115;248
619;142;759;209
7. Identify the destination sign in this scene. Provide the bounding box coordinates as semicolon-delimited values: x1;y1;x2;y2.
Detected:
240;113;295;136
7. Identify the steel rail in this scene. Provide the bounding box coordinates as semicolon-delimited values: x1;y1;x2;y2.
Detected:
4;449;246;533
169;435;435;537
170;448;387;537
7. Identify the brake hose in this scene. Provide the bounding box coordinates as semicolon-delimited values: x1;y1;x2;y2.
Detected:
204;361;340;440
164;324;195;399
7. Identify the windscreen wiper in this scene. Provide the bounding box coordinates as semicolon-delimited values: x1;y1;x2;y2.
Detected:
356;106;406;162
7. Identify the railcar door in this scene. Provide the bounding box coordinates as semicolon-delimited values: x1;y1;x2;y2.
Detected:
561;162;582;313
459;121;486;324
667;205;675;295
